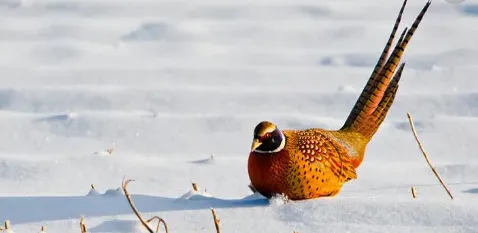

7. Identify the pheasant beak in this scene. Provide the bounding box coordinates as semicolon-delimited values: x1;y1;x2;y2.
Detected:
250;139;262;152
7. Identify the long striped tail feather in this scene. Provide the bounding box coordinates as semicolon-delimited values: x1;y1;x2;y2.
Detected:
340;0;432;140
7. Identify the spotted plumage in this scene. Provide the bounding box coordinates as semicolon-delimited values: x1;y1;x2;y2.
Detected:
247;0;432;200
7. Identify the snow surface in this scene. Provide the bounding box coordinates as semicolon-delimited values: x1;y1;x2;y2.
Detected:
1;0;478;232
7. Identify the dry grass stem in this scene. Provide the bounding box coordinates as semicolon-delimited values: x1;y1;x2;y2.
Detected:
146;216;169;233
106;148;114;155
411;186;417;199
407;112;454;200
122;178;166;233
248;183;257;193
80;217;87;233
40;225;46;232
90;184;96;189
191;182;199;191
4;220;10;230
106;142;116;155
211;208;221;233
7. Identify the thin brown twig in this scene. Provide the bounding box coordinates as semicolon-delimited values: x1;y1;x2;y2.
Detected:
407;112;454;200
80;217;87;233
106;147;114;155
146;216;169;233
122;178;166;233
191;182;199;191
248;183;257;193
411;186;417;199
211;208;221;233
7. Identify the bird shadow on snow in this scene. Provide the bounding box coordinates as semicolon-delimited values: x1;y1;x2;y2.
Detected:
0;190;269;225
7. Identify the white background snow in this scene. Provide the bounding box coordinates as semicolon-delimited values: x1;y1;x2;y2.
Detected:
1;0;478;232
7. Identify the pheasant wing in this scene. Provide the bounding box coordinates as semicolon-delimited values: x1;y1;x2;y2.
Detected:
296;131;358;182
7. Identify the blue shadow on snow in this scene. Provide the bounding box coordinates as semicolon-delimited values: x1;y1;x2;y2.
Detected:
0;194;269;224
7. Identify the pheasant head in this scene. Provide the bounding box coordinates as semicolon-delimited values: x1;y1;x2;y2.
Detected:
250;121;286;154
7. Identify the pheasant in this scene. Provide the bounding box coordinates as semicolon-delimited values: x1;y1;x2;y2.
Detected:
247;0;432;200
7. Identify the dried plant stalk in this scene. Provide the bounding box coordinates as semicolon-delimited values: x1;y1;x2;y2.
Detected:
80;217;87;233
146;216;169;233
248;183;257;193
407;112;454;200
90;184;96;189
191;182;199;191
4;220;10;230
106;148;114;154
106;142;116;155
411;186;417;199
211;208;221;233
123;178;169;233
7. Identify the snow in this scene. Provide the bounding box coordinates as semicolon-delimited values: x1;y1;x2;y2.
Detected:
1;0;478;232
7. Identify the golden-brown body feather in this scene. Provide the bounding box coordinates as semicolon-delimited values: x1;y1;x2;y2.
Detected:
248;129;366;200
